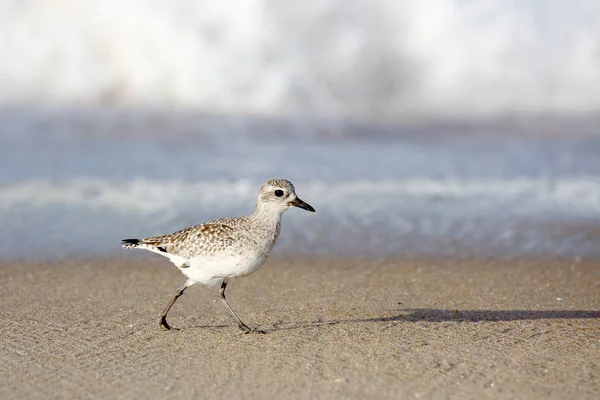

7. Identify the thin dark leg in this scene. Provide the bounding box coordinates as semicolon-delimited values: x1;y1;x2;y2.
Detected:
219;280;251;333
160;283;189;330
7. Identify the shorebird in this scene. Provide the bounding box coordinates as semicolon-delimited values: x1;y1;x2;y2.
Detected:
121;179;315;332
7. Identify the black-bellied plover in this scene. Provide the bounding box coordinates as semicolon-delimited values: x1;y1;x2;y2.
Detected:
121;179;315;332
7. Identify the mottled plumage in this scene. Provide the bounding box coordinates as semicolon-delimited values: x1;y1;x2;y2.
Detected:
124;222;237;258
121;179;315;332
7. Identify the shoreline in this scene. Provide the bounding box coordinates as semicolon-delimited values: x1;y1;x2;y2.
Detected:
1;257;598;399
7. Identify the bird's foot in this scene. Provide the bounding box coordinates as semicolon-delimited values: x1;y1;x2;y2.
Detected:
160;316;172;331
238;323;266;334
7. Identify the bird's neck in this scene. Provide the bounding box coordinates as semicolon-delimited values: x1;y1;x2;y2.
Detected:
250;203;283;229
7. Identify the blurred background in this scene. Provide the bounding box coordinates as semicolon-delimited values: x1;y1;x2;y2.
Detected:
1;0;599;259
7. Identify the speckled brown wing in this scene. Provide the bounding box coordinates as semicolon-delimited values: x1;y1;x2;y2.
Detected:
139;223;236;258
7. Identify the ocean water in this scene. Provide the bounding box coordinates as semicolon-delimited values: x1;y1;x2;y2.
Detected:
1;109;599;259
1;1;600;259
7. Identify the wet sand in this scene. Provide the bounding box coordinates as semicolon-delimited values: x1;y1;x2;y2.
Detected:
1;257;598;399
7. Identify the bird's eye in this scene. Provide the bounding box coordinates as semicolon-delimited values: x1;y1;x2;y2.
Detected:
274;189;284;197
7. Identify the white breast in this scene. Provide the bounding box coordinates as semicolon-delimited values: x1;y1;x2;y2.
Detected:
180;251;268;286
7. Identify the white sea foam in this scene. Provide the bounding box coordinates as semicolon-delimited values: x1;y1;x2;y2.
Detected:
1;0;600;117
2;178;599;215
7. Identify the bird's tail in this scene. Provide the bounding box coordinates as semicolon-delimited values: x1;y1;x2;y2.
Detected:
121;238;141;249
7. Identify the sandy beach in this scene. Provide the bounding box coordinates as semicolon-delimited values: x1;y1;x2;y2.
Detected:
1;257;598;399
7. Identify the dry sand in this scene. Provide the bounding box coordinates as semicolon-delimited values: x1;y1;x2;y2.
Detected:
1;257;598;399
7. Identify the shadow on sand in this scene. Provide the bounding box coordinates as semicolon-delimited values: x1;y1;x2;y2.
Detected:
260;309;600;332
189;309;599;332
397;309;600;322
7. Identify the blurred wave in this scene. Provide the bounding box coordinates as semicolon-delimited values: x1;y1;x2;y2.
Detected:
1;177;599;259
2;0;600;117
3;178;600;213
1;109;599;259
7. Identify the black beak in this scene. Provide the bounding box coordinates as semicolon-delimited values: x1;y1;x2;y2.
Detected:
289;197;316;212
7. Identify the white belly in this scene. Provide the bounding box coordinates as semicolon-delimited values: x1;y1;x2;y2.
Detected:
179;251;268;286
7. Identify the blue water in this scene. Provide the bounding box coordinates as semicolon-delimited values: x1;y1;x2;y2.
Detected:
1;109;600;259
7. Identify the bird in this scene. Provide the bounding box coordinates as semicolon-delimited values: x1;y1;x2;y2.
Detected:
121;179;315;332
